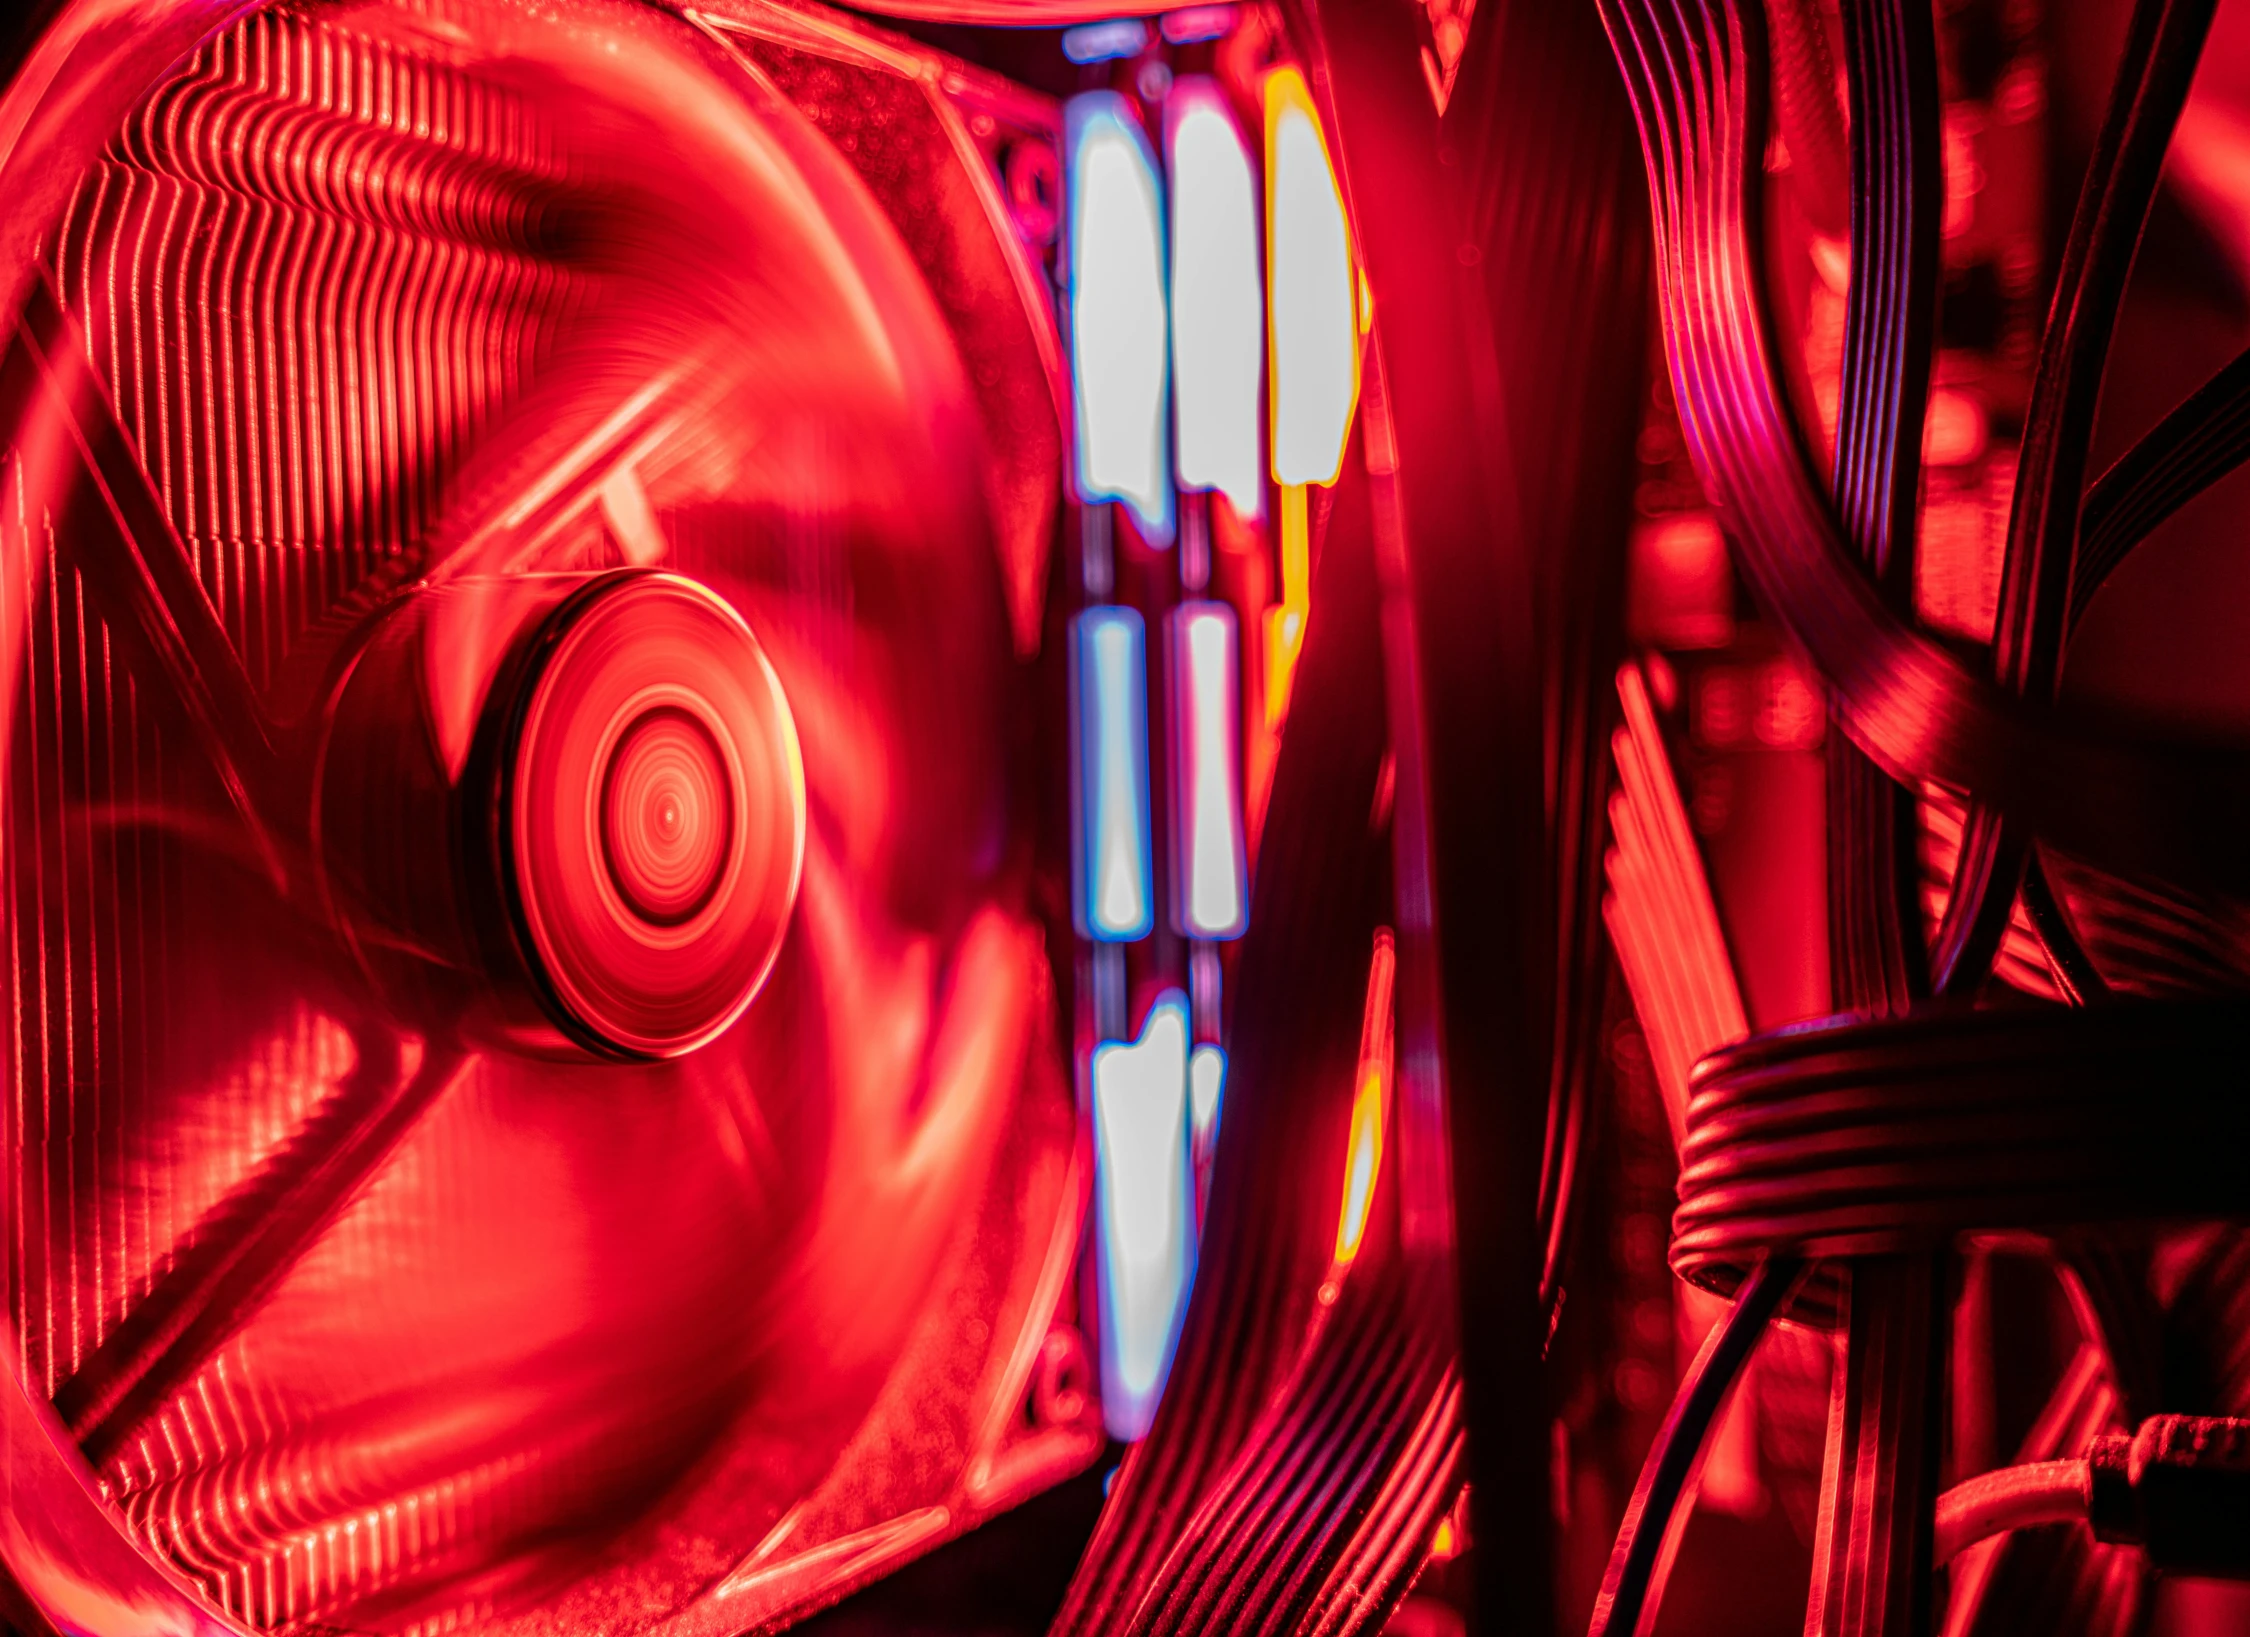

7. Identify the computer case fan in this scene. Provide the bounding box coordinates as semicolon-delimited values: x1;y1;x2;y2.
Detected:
0;1;1100;1632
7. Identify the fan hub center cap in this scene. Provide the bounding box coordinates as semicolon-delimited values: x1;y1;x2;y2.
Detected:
314;569;805;1061
601;706;732;925
504;574;804;1057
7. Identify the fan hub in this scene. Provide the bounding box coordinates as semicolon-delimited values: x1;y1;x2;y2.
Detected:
318;571;805;1061
602;706;732;924
504;574;804;1056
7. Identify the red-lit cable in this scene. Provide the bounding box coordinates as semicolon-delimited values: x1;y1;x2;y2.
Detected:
1585;1256;1797;1637
1935;1461;2090;1564
1934;0;2213;999
1597;0;2250;905
1588;8;2250;1635
2074;343;2250;630
1670;1003;2250;1298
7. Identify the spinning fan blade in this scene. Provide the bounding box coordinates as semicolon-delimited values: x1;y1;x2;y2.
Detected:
4;279;284;874
0;3;1091;1634
52;1043;465;1467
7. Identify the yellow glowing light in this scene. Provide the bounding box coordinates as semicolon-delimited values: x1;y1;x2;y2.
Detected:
1332;930;1397;1268
1431;1517;1458;1560
1334;1061;1387;1265
1263;606;1305;729
1261;60;1356;732
1263;482;1313;727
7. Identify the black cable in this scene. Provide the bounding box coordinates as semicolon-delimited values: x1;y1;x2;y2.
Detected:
1596;0;2250;904
1670;1003;2250;1297
1586;1256;1798;1637
2021;852;2111;1004
1827;0;1937;1017
2073;342;2250;629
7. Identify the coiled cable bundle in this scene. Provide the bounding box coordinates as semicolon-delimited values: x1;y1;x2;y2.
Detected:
1672;1004;2250;1304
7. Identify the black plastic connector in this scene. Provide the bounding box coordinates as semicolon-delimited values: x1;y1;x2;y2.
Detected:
2088;1416;2250;1580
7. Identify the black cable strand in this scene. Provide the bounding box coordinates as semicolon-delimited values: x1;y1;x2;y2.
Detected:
1816;12;1954;1634
1969;20;2247;1009
2072;341;2250;629
1827;0;1937;1018
1598;0;2250;904
2022;852;2109;1005
1586;1256;1799;1637
1671;1003;2250;1299
1933;0;2217;995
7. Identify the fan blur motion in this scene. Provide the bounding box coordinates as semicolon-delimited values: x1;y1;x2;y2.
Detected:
10;1;2250;1637
0;1;1092;1630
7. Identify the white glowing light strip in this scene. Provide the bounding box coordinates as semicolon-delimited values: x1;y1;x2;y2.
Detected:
1167;601;1247;939
1265;67;1359;487
1189;1041;1226;1161
1068;93;1175;546
1071;606;1155;941
1189;1041;1226;1221
1093;992;1197;1440
1166;79;1263;521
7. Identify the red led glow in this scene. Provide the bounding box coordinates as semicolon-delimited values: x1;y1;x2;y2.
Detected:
5;3;2250;1636
0;1;1095;1631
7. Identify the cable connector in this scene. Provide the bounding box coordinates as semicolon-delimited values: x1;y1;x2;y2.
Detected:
2087;1415;2250;1579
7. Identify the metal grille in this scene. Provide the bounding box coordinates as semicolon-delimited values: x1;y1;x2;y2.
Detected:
44;2;578;703
9;5;589;1621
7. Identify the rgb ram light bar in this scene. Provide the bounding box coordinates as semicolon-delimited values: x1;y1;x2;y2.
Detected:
1166;78;1263;522
1167;601;1248;940
1064;57;1361;1440
1067;92;1173;547
1091;992;1198;1441
1070;605;1156;943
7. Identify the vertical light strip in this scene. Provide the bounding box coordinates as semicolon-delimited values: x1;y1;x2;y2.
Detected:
1260;67;1356;730
1265;65;1359;489
1093;992;1197;1439
1332;929;1396;1269
1166;77;1263;521
1167;601;1249;939
1264;483;1311;727
1068;92;1174;546
1071;607;1155;941
1188;1041;1227;1212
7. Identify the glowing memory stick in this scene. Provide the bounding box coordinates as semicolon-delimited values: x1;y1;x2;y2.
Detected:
1167;601;1248;939
1190;1043;1227;1158
1166;78;1263;521
1092;991;1197;1440
1071;606;1155;942
1067;92;1174;546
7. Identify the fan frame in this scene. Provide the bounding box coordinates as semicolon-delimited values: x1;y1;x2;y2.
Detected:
0;2;1097;1634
